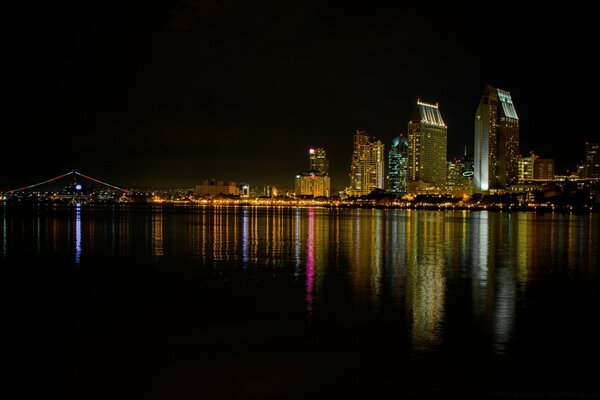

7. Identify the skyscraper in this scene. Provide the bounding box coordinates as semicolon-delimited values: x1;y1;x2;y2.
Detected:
584;142;600;178
295;147;330;197
348;130;385;196
388;135;408;194
474;85;520;191
406;100;447;193
309;148;328;174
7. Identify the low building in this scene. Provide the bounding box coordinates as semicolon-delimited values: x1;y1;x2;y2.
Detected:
295;172;330;197
196;179;240;197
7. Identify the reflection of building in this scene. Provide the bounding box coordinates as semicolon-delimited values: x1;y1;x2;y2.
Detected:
196;180;240;196
534;158;555;180
584;142;600;178
388;135;408;194
309;148;329;174
518;152;538;183
407;100;447;194
348;130;385;196
295;172;330;197
474;85;520;191
296;148;331;197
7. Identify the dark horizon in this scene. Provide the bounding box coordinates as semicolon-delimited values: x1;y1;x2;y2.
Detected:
3;0;599;190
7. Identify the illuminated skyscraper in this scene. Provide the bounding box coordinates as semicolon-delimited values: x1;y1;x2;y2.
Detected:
474;85;520;191
349;130;385;196
407;100;447;193
309;148;328;174
295;147;331;197
584;142;600;178
388;135;408;194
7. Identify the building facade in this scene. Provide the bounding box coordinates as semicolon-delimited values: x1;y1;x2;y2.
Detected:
584;142;600;178
309;148;329;174
534;158;555;180
388;135;408;194
295;147;331;197
295;172;330;197
407;100;447;193
518;152;538;183
196;180;240;196
348;130;385;196
474;85;520;191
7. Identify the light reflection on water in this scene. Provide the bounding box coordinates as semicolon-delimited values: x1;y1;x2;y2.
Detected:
1;205;598;355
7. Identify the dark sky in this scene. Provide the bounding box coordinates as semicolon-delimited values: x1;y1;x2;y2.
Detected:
3;0;599;190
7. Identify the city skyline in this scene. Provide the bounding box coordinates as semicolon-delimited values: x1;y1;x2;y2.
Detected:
3;1;599;190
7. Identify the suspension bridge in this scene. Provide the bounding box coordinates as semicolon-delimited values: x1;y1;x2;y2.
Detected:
3;170;129;195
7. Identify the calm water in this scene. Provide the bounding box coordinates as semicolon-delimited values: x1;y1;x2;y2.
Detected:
2;204;599;399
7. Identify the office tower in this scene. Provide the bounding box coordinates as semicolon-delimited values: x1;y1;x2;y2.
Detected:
534;158;555;180
406;100;447;193
447;159;464;189
584;142;600;178
517;152;538;183
309;148;328;174
388;135;408;194
349;130;385;196
461;147;474;189
295;147;331;197
474;85;520;191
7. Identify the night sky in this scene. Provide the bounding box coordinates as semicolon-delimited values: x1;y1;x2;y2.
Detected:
3;0;598;190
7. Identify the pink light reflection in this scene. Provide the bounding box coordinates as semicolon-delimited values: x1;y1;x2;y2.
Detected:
306;208;315;315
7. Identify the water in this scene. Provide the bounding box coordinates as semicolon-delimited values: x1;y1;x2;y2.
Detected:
2;204;599;399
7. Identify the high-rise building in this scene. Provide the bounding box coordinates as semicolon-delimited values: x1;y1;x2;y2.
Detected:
461;147;474;188
517;152;538;183
309;148;328;174
474;85;520;191
584;142;600;178
534;158;555;180
388;135;408;194
407;100;447;193
447;159;464;189
348;130;385;196
295;147;331;197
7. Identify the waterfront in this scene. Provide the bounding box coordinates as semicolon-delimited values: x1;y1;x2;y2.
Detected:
2;205;599;399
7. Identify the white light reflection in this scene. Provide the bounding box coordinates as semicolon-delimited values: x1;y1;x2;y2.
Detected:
241;207;249;266
152;210;163;257
75;203;82;264
2;204;6;259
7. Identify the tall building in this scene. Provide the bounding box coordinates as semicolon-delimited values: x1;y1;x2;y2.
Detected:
474;85;520;191
295;147;331;197
461;147;474;188
388;134;408;194
407;100;447;193
447;159;464;189
348;130;385;196
534;158;555;180
584;142;600;178
517;152;538;183
309;148;328;174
